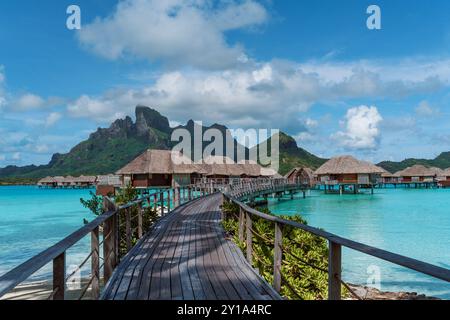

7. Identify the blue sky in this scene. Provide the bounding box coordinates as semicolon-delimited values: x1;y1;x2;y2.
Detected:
1;0;450;167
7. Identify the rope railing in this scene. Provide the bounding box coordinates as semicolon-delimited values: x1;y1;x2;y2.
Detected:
222;189;450;300
0;183;213;300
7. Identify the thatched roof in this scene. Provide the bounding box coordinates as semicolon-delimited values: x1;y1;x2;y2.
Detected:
97;174;122;186
73;176;97;183
199;157;261;177
117;150;206;175
285;167;315;179
376;167;397;177
38;176;56;184
396;165;439;177
117;150;279;178
443;168;450;176
314;156;384;175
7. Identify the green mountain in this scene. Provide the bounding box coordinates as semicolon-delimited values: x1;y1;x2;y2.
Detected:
252;132;327;175
0;106;172;180
0;106;327;181
377;152;450;173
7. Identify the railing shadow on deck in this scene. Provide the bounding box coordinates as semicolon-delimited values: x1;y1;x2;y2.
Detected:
222;186;450;300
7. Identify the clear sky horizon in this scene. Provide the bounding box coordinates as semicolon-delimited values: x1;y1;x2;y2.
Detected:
1;0;450;167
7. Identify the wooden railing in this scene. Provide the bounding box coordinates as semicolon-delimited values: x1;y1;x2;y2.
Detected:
0;184;214;300
222;193;450;300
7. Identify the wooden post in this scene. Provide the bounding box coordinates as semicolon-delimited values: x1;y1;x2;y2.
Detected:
53;252;66;300
188;187;192;201
172;188;176;208
102;198;117;282
167;190;171;213
125;208;132;251
138;202;143;239
238;207;245;243
246;211;253;264
160;192;164;215
328;241;342;300
273;222;283;293
154;194;158;211
91;227;100;300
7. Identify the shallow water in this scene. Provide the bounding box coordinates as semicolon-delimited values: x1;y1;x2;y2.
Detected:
0;186;449;299
268;188;450;299
0;186;94;280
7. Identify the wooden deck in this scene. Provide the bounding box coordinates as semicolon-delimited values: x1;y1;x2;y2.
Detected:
101;194;281;300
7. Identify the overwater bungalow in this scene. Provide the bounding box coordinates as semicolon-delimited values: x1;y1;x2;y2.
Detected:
396;165;440;186
438;168;450;188
115;150;280;189
37;176;57;188
116;149;207;188
96;174;122;196
284;167;316;186
378;168;400;184
73;176;97;188
314;155;384;194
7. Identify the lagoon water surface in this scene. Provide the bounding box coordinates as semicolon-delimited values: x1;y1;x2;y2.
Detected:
0;186;449;298
268;188;450;299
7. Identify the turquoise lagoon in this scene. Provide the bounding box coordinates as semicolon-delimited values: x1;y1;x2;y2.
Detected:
0;186;94;280
268;188;450;299
0;186;449;298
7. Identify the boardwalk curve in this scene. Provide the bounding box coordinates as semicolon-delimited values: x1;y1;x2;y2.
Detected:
101;194;281;300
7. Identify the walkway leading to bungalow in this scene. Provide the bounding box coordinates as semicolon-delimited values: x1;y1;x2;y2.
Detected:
101;193;281;300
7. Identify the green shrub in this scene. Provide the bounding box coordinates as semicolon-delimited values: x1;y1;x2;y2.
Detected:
222;201;331;300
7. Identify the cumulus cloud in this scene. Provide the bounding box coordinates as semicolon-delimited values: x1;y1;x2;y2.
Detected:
78;0;268;69
45;112;62;127
15;93;45;110
332;106;383;150
66;58;445;131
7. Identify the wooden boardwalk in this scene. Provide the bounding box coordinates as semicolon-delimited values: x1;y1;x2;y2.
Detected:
101;194;281;300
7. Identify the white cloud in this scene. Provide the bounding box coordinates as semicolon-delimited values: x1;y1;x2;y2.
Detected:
78;0;268;70
15;93;45;110
66;58;445;130
45;112;62;127
332;106;383;150
415;100;439;117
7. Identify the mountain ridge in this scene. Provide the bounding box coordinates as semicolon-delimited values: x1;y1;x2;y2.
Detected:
0;106;326;180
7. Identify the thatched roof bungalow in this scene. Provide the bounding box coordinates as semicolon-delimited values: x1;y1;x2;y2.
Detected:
37;176;57;187
314;155;384;187
285;167;316;186
116;150;280;188
117;150;208;188
73;176;97;187
378;168;400;184
396;165;441;183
